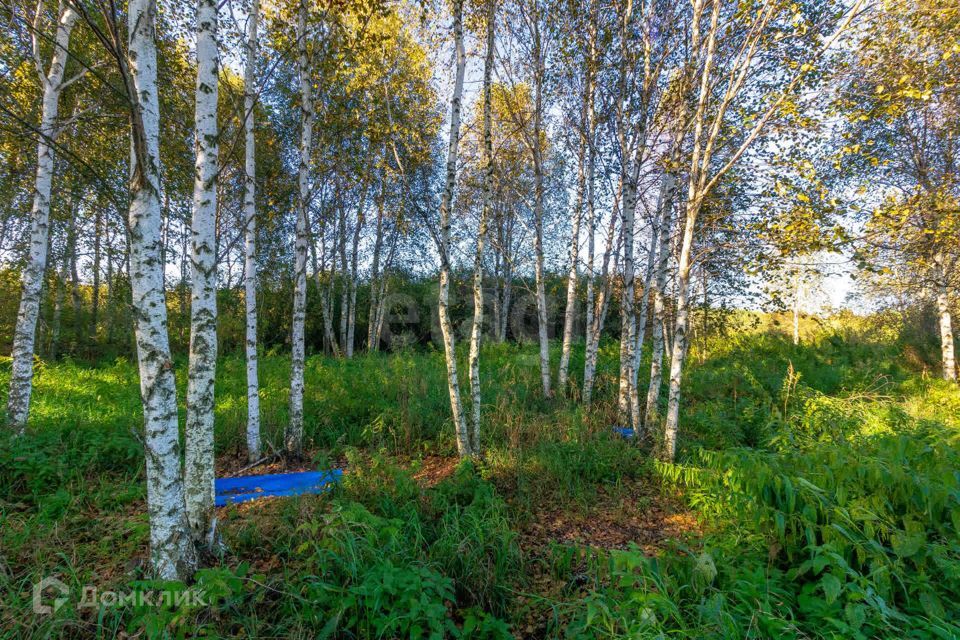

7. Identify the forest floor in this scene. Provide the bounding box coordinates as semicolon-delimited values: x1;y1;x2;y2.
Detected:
2;321;959;638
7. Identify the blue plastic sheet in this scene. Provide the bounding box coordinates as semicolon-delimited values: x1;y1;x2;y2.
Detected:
215;469;342;507
612;426;635;439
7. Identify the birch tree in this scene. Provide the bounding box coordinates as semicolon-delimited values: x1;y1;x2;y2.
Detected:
528;4;551;399
612;0;668;430
936;258;957;380
6;0;79;434
578;0;605;407
184;0;220;545
840;0;959;381
437;0;471;456
557;0;597;392
583;190;621;406
467;0;496;452
86;0;199;578
367;177;403;352
501;0;553;397
662;0;863;460
287;0;314;456
243;0;261;461
643;169;678;430
345;191;364;358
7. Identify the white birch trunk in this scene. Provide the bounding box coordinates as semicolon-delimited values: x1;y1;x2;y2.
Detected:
618;155;640;427
127;0;196;579
370;225;398;351
368;194;384;351
184;0;219;545
346;209;361;358
532;55;552;398
634;223;659;362
338;207;349;351
643;172;676;430
663;0;720;461
311;214;340;356
534;195;551;398
614;0;644;427
7;2;78;434
243;0;261;462
496;242;513;342
439;0;471;456
582;199;619;406
792;270;801;346
938;285;956;381
51;241;68;360
287;0;312;456
630;176;671;430
557;81;589;392
583;201;595;390
663;195;698;461
91;206;102;341
581;9;598;402
467;0;495;452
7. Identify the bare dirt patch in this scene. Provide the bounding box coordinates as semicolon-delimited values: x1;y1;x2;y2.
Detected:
411;455;460;487
215;449;346;478
520;480;701;554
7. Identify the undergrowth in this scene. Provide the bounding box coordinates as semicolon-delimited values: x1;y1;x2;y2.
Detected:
1;322;959;638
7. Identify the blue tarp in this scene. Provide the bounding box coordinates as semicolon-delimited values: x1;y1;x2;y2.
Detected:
215;469;343;507
612;426;635;439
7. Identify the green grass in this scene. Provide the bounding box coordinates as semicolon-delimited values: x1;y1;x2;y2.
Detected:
1;320;959;638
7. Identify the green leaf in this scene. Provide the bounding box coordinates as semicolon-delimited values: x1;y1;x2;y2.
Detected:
813;554;830;575
822;574;842;604
844;602;866;629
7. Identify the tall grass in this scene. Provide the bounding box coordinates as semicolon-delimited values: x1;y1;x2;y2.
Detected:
2;321;959;638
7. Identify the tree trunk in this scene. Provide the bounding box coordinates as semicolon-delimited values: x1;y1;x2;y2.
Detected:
663;0;720;460
127;0;197;580
582;16;598;400
310;202;341;357
630;174;672;432
663;194;700;460
467;0;495;453
184;0;220;546
243;0;261;462
368;188;384;351
644;172;677;431
346;197;363;359
371;230;397;349
51;251;67;360
792;270;801;346
68;198;81;321
582;195;619;407
634;220;660;364
287;0;312;457
557;68;590;392
311;223;341;357
532;32;552;399
496;219;513;342
91;204;102;343
614;1;642;427
438;0;471;456
938;284;956;381
179;218;189;343
338;205;349;352
7;1;78;433
106;228;116;345
492;217;505;343
618;153;640;428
